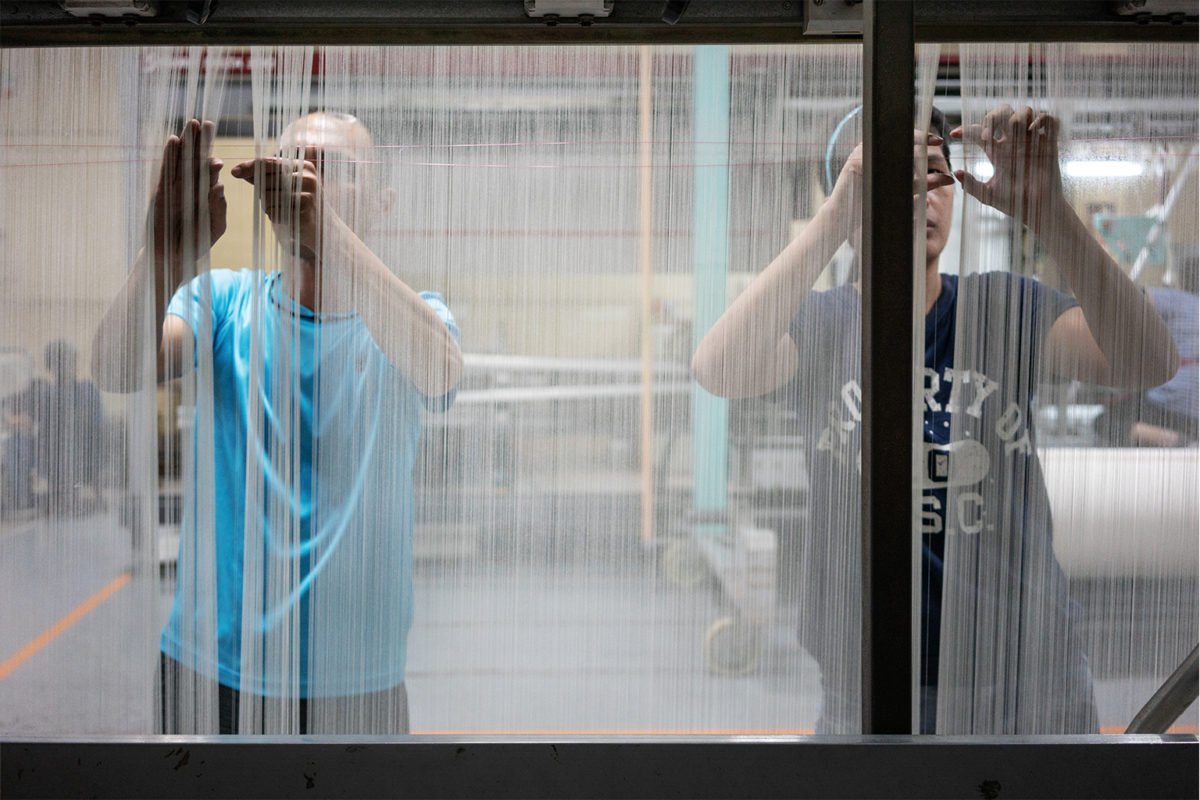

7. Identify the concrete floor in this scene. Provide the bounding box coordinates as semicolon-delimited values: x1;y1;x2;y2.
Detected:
0;509;1194;737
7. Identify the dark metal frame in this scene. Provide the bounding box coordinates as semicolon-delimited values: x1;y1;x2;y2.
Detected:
1;1;1197;797
0;0;1196;45
3;736;1197;799
860;0;914;735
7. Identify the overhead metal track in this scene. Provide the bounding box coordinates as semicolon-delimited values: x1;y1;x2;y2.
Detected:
913;0;1198;41
3;1;814;45
0;0;1195;46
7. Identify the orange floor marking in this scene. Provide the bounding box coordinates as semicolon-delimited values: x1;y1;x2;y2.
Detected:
415;726;1197;736
411;728;816;736
0;572;130;680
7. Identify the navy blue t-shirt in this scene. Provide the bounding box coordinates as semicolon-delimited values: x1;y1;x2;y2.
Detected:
918;272;1077;687
778;272;1096;733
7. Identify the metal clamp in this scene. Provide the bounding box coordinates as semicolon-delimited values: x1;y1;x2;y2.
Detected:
524;0;615;22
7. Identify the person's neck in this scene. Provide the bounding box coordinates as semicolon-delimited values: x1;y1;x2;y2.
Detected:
282;257;320;313
924;259;943;314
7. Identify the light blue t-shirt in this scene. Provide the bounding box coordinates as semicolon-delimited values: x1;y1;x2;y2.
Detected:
1145;287;1198;420
161;269;458;697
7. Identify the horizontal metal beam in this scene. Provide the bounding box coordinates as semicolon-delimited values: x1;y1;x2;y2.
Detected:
0;0;1195;46
915;0;1198;41
2;736;1197;799
3;0;816;46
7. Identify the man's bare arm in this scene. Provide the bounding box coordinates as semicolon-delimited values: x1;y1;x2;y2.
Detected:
690;196;852;399
92;120;225;393
231;154;462;397
953;107;1177;390
692;132;953;399
321;213;462;397
92;249;195;392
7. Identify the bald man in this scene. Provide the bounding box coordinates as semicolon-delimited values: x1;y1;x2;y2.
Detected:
94;114;462;734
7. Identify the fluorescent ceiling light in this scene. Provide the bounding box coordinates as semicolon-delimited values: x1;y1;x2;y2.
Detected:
967;160;1144;181
1064;160;1145;179
970;162;994;181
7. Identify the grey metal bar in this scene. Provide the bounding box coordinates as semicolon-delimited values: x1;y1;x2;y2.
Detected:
0;0;1195;46
1127;645;1200;735
916;23;1197;43
0;0;814;47
0;25;828;48
916;0;1197;41
2;736;1197;799
860;0;915;736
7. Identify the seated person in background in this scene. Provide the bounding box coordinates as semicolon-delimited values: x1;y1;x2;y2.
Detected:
1094;256;1197;447
93;113;462;734
2;341;103;515
2;357;40;515
692;106;1177;734
39;340;105;512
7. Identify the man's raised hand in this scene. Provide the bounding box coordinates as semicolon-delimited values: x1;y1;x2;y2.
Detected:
830;130;954;211
231;146;324;262
149;119;226;276
952;104;1065;229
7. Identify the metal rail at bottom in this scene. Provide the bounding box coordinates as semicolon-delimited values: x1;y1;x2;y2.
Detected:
2;735;1196;799
1128;645;1200;735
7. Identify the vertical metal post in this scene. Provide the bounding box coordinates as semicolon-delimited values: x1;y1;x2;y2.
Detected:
638;46;656;545
691;46;730;530
117;49;154;576
861;0;915;735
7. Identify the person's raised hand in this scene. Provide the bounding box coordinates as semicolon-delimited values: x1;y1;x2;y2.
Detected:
951;104;1065;229
231;146;324;262
833;130;953;248
918;130;956;195
830;130;953;211
149;119;226;276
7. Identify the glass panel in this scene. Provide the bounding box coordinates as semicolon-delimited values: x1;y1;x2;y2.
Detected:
694;45;865;734
926;42;1198;735
0;47;165;732
0;44;866;736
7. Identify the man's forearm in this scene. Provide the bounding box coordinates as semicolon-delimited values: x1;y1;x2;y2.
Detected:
92;249;170;393
1038;203;1178;388
691;197;854;397
323;216;462;396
